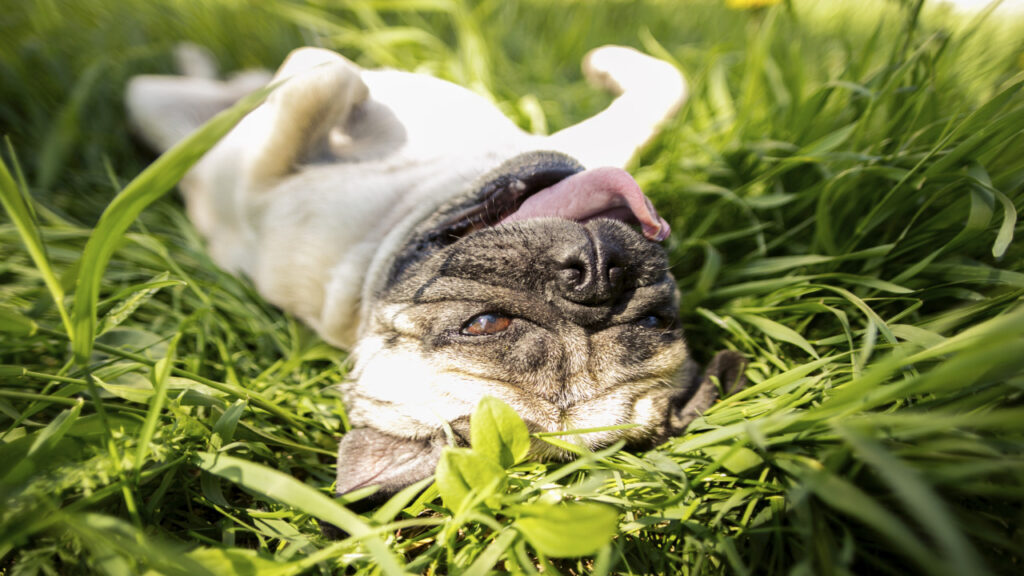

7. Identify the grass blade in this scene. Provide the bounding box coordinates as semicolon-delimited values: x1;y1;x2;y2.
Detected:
193;451;408;574
70;84;273;365
0;145;72;336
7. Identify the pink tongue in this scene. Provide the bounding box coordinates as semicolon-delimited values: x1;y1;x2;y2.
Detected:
501;167;670;241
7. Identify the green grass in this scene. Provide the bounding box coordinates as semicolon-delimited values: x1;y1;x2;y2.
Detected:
2;0;1024;573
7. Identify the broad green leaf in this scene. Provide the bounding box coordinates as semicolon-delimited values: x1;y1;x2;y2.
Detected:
513;502;619;558
181;547;286;576
823;273;913;294
62;413;143;438
534;434;592;458
211;399;248;447
891;324;946;350
94;328;169;362
925;263;1024;288
712;275;814;299
471;396;530;468
435;447;506;512
725;245;893;279
743;193;797;209
694;242;722;299
93;372;154;403
703;445;764;475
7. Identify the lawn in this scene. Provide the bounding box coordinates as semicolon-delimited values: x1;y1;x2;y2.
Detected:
2;0;1024;574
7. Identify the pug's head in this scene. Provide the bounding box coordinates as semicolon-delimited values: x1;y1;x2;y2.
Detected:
334;152;743;504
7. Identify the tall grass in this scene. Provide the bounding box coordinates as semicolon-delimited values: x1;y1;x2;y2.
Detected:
2;0;1023;574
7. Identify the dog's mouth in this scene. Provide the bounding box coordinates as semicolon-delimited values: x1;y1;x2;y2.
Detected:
429;152;670;244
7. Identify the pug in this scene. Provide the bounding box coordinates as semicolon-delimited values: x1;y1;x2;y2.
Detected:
126;44;745;505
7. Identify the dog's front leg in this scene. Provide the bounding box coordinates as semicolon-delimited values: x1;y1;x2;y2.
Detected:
668;350;747;433
544;46;688;169
245;48;369;188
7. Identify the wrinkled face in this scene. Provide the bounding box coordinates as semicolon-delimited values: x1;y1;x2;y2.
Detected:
342;153;690;458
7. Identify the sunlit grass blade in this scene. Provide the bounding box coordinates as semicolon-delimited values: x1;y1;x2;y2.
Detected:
0;145;72;336
69;84;274;365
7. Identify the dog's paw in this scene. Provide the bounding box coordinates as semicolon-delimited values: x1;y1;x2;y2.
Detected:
582;45;686;102
668;350;747;433
248;49;369;183
173;42;218;78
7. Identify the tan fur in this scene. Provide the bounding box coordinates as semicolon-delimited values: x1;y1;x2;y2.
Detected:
126;45;703;496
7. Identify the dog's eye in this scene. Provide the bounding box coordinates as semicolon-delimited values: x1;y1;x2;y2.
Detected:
462;313;512;336
637;315;672;329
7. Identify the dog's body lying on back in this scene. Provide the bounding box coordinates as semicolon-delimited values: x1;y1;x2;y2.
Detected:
127;45;743;502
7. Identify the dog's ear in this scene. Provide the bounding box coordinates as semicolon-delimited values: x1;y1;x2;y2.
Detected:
668;350;747;433
323;428;442;538
335;428;444;508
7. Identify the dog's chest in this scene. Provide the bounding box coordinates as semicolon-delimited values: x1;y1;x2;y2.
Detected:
339;70;535;165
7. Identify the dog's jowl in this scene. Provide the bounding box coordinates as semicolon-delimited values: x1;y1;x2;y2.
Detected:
127;44;745;504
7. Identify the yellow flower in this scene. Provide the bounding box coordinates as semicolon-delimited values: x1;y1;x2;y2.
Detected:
726;0;782;9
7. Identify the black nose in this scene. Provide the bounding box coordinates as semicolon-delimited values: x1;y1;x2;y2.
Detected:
554;232;627;306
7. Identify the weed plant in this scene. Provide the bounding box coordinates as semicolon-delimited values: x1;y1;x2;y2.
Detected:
2;0;1023;574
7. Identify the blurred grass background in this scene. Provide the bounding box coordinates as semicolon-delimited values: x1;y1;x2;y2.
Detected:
2;0;1024;574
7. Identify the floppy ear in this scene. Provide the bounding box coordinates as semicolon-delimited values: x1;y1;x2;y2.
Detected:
668;350;747;433
323;428;443;538
335;428;444;508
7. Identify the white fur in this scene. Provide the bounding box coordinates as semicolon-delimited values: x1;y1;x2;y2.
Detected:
126;46;687;348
